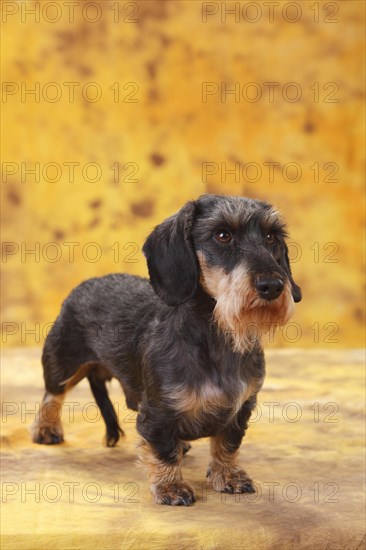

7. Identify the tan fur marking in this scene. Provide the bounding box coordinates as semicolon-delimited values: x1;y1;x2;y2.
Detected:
167;378;261;423
138;438;195;504
138;438;183;486
32;363;100;443
168;382;227;418
211;433;240;470
59;363;94;391
31;392;64;444
198;254;295;353
208;433;253;493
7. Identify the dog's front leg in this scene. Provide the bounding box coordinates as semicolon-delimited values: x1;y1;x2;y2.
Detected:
207;400;256;494
137;408;195;506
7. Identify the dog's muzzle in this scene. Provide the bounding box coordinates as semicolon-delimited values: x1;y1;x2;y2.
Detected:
255;275;284;301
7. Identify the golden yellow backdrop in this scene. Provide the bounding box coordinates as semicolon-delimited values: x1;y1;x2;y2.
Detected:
1;0;365;348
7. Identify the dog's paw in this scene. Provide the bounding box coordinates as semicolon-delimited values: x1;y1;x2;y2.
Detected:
209;468;255;494
105;428;125;448
152;481;196;506
182;441;191;455
106;434;119;448
31;423;64;445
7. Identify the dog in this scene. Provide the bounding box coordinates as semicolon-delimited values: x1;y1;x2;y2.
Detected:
32;194;302;506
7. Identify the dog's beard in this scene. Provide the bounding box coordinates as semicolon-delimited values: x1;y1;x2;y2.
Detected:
199;260;295;353
214;282;295;353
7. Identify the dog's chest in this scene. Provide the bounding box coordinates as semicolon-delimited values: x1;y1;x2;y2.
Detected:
160;337;265;437
167;377;253;425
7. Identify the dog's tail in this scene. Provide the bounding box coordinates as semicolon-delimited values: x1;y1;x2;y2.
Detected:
87;370;124;447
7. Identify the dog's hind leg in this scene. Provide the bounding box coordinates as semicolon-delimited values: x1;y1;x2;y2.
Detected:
87;368;124;447
31;342;78;445
32;323;96;445
31;391;66;445
32;357;92;445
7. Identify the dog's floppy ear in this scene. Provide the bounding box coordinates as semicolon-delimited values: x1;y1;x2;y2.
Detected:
280;244;302;303
142;201;199;306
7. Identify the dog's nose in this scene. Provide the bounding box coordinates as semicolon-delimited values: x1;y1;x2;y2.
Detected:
255;276;284;301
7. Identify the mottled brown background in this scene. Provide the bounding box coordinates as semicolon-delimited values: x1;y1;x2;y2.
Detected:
2;0;365;347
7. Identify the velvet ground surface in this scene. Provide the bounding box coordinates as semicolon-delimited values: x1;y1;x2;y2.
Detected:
1;348;365;550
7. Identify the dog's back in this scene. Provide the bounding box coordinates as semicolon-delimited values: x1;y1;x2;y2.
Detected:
55;274;158;354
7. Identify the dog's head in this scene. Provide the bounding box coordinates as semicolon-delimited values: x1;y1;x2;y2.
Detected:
143;194;301;351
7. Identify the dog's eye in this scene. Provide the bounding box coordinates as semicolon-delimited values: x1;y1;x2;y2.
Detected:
215;231;232;244
265;233;276;245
